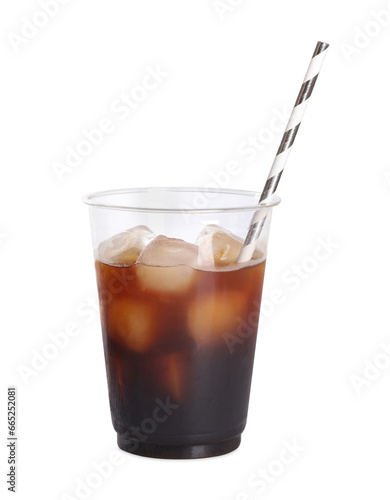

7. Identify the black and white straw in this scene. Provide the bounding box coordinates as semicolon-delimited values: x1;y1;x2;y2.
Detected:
237;41;329;263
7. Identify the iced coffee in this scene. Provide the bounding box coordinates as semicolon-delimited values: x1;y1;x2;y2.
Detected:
94;224;266;459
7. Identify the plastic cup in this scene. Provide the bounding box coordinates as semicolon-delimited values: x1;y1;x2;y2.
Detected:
83;187;280;459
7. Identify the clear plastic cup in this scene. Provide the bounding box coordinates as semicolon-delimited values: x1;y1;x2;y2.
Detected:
83;187;280;459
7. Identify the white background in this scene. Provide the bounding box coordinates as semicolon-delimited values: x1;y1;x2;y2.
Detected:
1;0;390;499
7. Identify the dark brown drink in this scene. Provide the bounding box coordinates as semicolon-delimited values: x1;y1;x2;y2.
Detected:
95;255;265;459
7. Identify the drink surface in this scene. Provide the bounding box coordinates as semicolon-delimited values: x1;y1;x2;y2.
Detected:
94;225;266;452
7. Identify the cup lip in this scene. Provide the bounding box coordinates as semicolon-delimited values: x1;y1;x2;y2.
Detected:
82;187;281;214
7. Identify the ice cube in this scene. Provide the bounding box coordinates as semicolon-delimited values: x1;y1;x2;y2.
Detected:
137;235;198;267
136;236;198;294
196;225;264;268
99;225;155;266
196;225;244;267
187;291;247;344
156;352;186;400
107;297;156;353
110;355;126;400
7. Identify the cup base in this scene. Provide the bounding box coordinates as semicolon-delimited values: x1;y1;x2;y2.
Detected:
117;434;241;459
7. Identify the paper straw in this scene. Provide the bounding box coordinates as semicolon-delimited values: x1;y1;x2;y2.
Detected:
237;41;329;263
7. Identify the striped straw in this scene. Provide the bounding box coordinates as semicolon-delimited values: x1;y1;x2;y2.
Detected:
237;41;329;263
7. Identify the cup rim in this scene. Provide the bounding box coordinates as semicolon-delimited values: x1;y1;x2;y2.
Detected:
82;187;281;214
